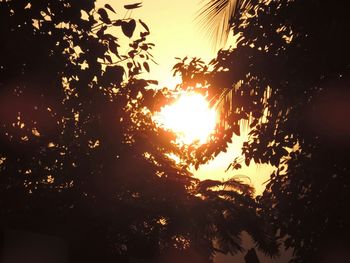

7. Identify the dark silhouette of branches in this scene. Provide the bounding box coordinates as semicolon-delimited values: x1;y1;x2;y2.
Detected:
0;1;278;262
177;0;350;262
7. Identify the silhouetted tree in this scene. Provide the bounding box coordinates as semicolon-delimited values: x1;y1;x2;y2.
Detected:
175;0;350;262
0;1;277;262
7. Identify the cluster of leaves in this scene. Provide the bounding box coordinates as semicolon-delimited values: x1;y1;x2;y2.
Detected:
175;0;350;262
0;0;278;262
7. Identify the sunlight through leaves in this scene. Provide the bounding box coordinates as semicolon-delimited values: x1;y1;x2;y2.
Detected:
156;93;216;144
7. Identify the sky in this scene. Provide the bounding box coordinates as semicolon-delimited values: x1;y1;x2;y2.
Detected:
99;1;291;261
100;0;215;85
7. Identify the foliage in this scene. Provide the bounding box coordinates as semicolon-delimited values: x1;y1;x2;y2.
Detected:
196;0;240;48
0;0;277;262
176;0;350;262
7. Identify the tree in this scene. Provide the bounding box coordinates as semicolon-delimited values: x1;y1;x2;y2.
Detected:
175;0;350;262
0;1;277;262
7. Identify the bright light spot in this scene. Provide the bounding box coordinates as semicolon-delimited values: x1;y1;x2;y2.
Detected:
157;93;216;144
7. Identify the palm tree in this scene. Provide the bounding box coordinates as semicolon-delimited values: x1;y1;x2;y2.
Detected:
196;0;250;133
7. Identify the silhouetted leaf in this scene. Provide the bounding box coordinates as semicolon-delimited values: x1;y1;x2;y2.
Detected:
121;19;136;38
103;65;124;85
124;2;142;10
108;40;120;57
105;55;112;63
97;8;111;24
105;4;116;14
143;62;150;72
139;19;149;32
97;25;107;38
113;19;122;26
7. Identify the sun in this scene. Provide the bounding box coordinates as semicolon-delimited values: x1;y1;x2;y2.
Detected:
156;93;216;144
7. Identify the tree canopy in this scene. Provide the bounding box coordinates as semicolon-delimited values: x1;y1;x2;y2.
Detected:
176;0;350;262
0;1;278;262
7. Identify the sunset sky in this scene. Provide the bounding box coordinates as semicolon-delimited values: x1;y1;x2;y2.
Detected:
2;1;347;262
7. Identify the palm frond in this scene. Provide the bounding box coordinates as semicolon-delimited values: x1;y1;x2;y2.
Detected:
196;0;242;49
224;178;255;195
212;83;251;135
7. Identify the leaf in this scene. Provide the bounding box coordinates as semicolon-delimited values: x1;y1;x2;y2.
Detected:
172;62;183;70
102;66;124;85
139;19;149;32
121;19;136;38
97;8;111;24
143;62;150;72
124;2;142;10
147;80;158;85
113;19;122;26
233;163;242;170
232;123;240;136
105;55;112;64
128;50;136;59
104;4;116;14
225;163;232;172
97;25;107;38
140;44;148;51
108;40;120;57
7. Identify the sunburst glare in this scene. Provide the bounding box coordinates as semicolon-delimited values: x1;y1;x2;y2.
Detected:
156;93;216;144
